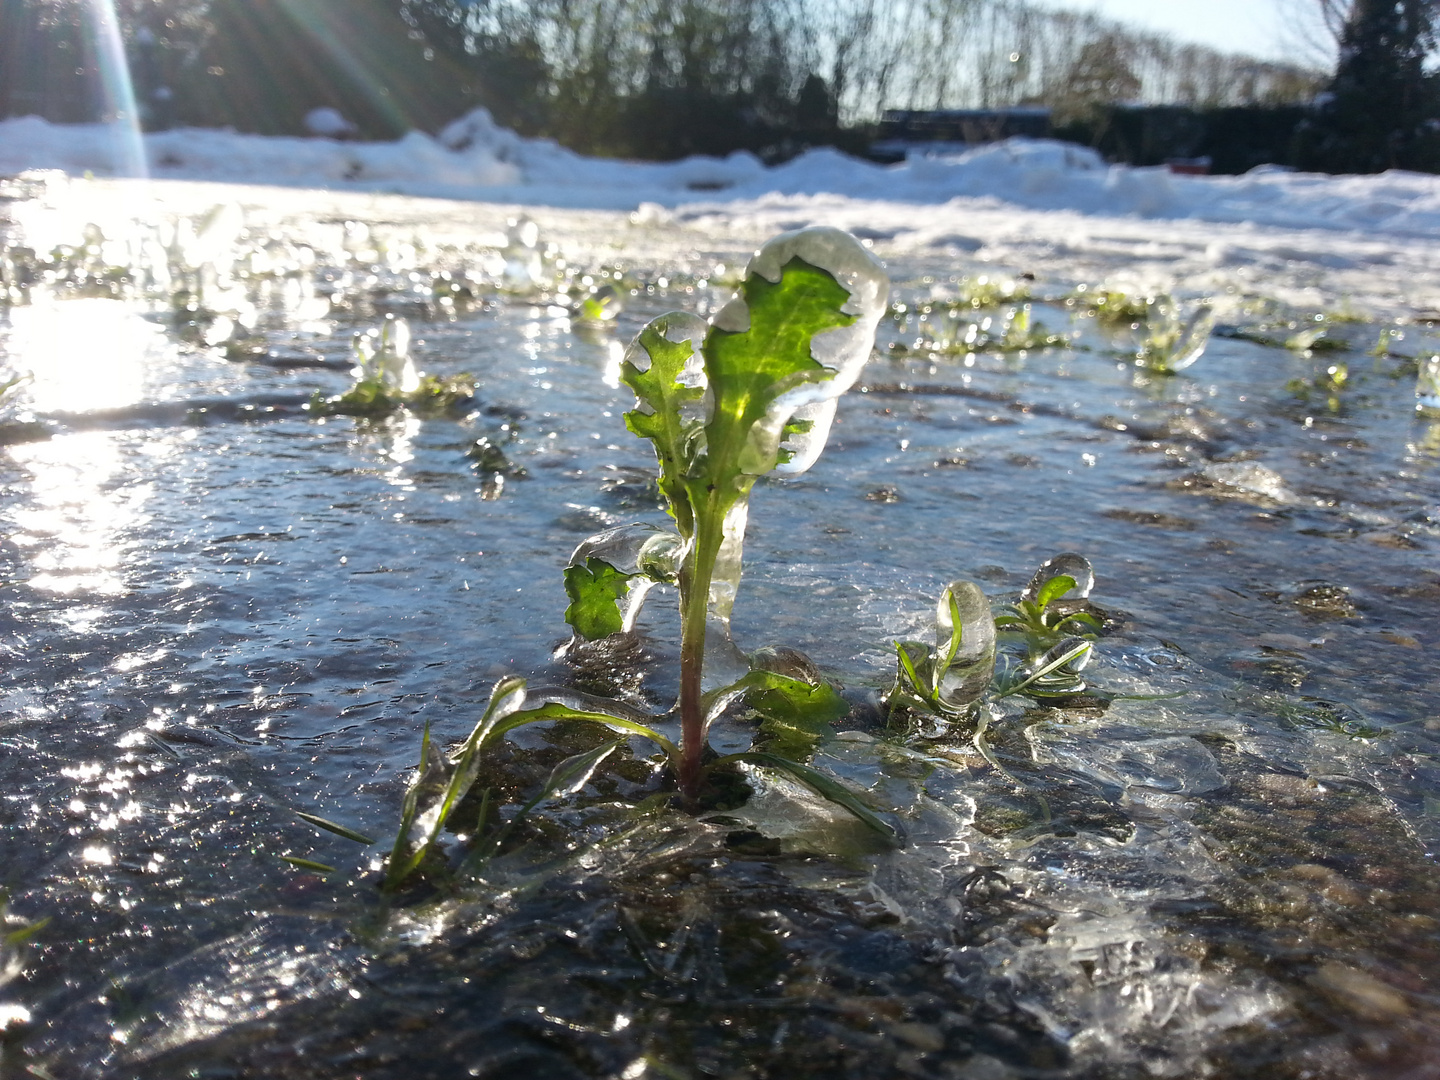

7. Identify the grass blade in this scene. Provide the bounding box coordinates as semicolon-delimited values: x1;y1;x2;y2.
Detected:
718;751;896;838
281;856;337;873
296;811;375;846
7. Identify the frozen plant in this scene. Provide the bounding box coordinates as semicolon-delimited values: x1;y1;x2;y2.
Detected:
895;302;1067;357
1133;296;1213;374
383;227;894;890
311;316;474;417
885;553;1100;727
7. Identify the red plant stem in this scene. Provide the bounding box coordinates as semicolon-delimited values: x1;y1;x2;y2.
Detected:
676;504;724;807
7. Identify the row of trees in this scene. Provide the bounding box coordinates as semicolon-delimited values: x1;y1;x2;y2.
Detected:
2;0;1319;159
3;0;1437;172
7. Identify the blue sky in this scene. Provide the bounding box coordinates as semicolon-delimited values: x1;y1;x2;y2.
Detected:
1026;0;1331;67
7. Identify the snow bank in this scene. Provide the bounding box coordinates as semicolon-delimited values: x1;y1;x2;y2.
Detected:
6;108;1440;238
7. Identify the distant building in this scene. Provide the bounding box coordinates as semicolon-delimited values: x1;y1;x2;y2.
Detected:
870;107;1052;163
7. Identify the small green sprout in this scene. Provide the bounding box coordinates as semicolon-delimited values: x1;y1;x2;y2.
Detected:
1078;288;1154;326
383;228;895;892
575;283;623;324
311;316;475;417
1287;361;1349;412
885;554;1103;735
994;553;1102;658
1132;297;1213;373
886;580;996;721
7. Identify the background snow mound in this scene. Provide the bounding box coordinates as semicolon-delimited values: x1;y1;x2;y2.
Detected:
7;108;1440;237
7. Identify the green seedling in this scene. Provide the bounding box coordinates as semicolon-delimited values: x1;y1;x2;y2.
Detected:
384;227;894;891
994;553;1101;656
1132;297;1213;373
1287;361;1349;412
575;283;623;324
887;554;1101;729
1077;287;1153;326
311;316;474;417
886;580;996;721
893;302;1067;357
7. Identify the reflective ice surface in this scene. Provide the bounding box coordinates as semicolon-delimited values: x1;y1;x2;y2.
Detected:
1;179;1439;1079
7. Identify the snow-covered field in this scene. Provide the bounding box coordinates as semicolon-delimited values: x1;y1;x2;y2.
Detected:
6;107;1440;324
6;107;1440;241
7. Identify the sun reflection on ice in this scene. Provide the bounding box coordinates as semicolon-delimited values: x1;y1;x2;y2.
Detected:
2;298;186;597
5;296;170;414
6;429;177;596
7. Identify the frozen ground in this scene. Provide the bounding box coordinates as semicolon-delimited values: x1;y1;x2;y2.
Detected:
3;119;1440;1080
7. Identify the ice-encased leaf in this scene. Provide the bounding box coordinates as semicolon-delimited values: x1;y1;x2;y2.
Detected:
384;676;529;890
1022;552;1095;603
501;215;543;291
934;580;997;710
621;313;708;532
517;740;622;815
1014;637;1094;698
567;522;683;578
747;671;849;762
563;558;634;641
352;317;418;393
1138;298;1213;373
722;751;895;837
562;524;685;639
705;227;889;481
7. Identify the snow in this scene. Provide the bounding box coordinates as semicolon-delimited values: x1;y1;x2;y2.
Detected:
6;107;1440;241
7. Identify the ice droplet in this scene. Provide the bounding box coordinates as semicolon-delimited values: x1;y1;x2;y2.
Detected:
1022;552;1095;602
501;215;544;292
935;580;996;709
1416;355;1440;417
1201;461;1294;504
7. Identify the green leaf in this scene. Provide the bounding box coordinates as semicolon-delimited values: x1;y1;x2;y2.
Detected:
622;316;706;533
696;256;857;496
743;670;849;761
296;811;375;845
995;640;1093;699
3;916;49;948
719;751;895;838
1055;612;1102;634
519;740;623;817
936;589;965;678
488;701;679;761
1034;574;1078;610
384;721;447;890
893;640;933;703
281;856;337;873
563;557;635;640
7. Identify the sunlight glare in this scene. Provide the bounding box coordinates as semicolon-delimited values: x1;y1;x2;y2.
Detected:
7;297;167;414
